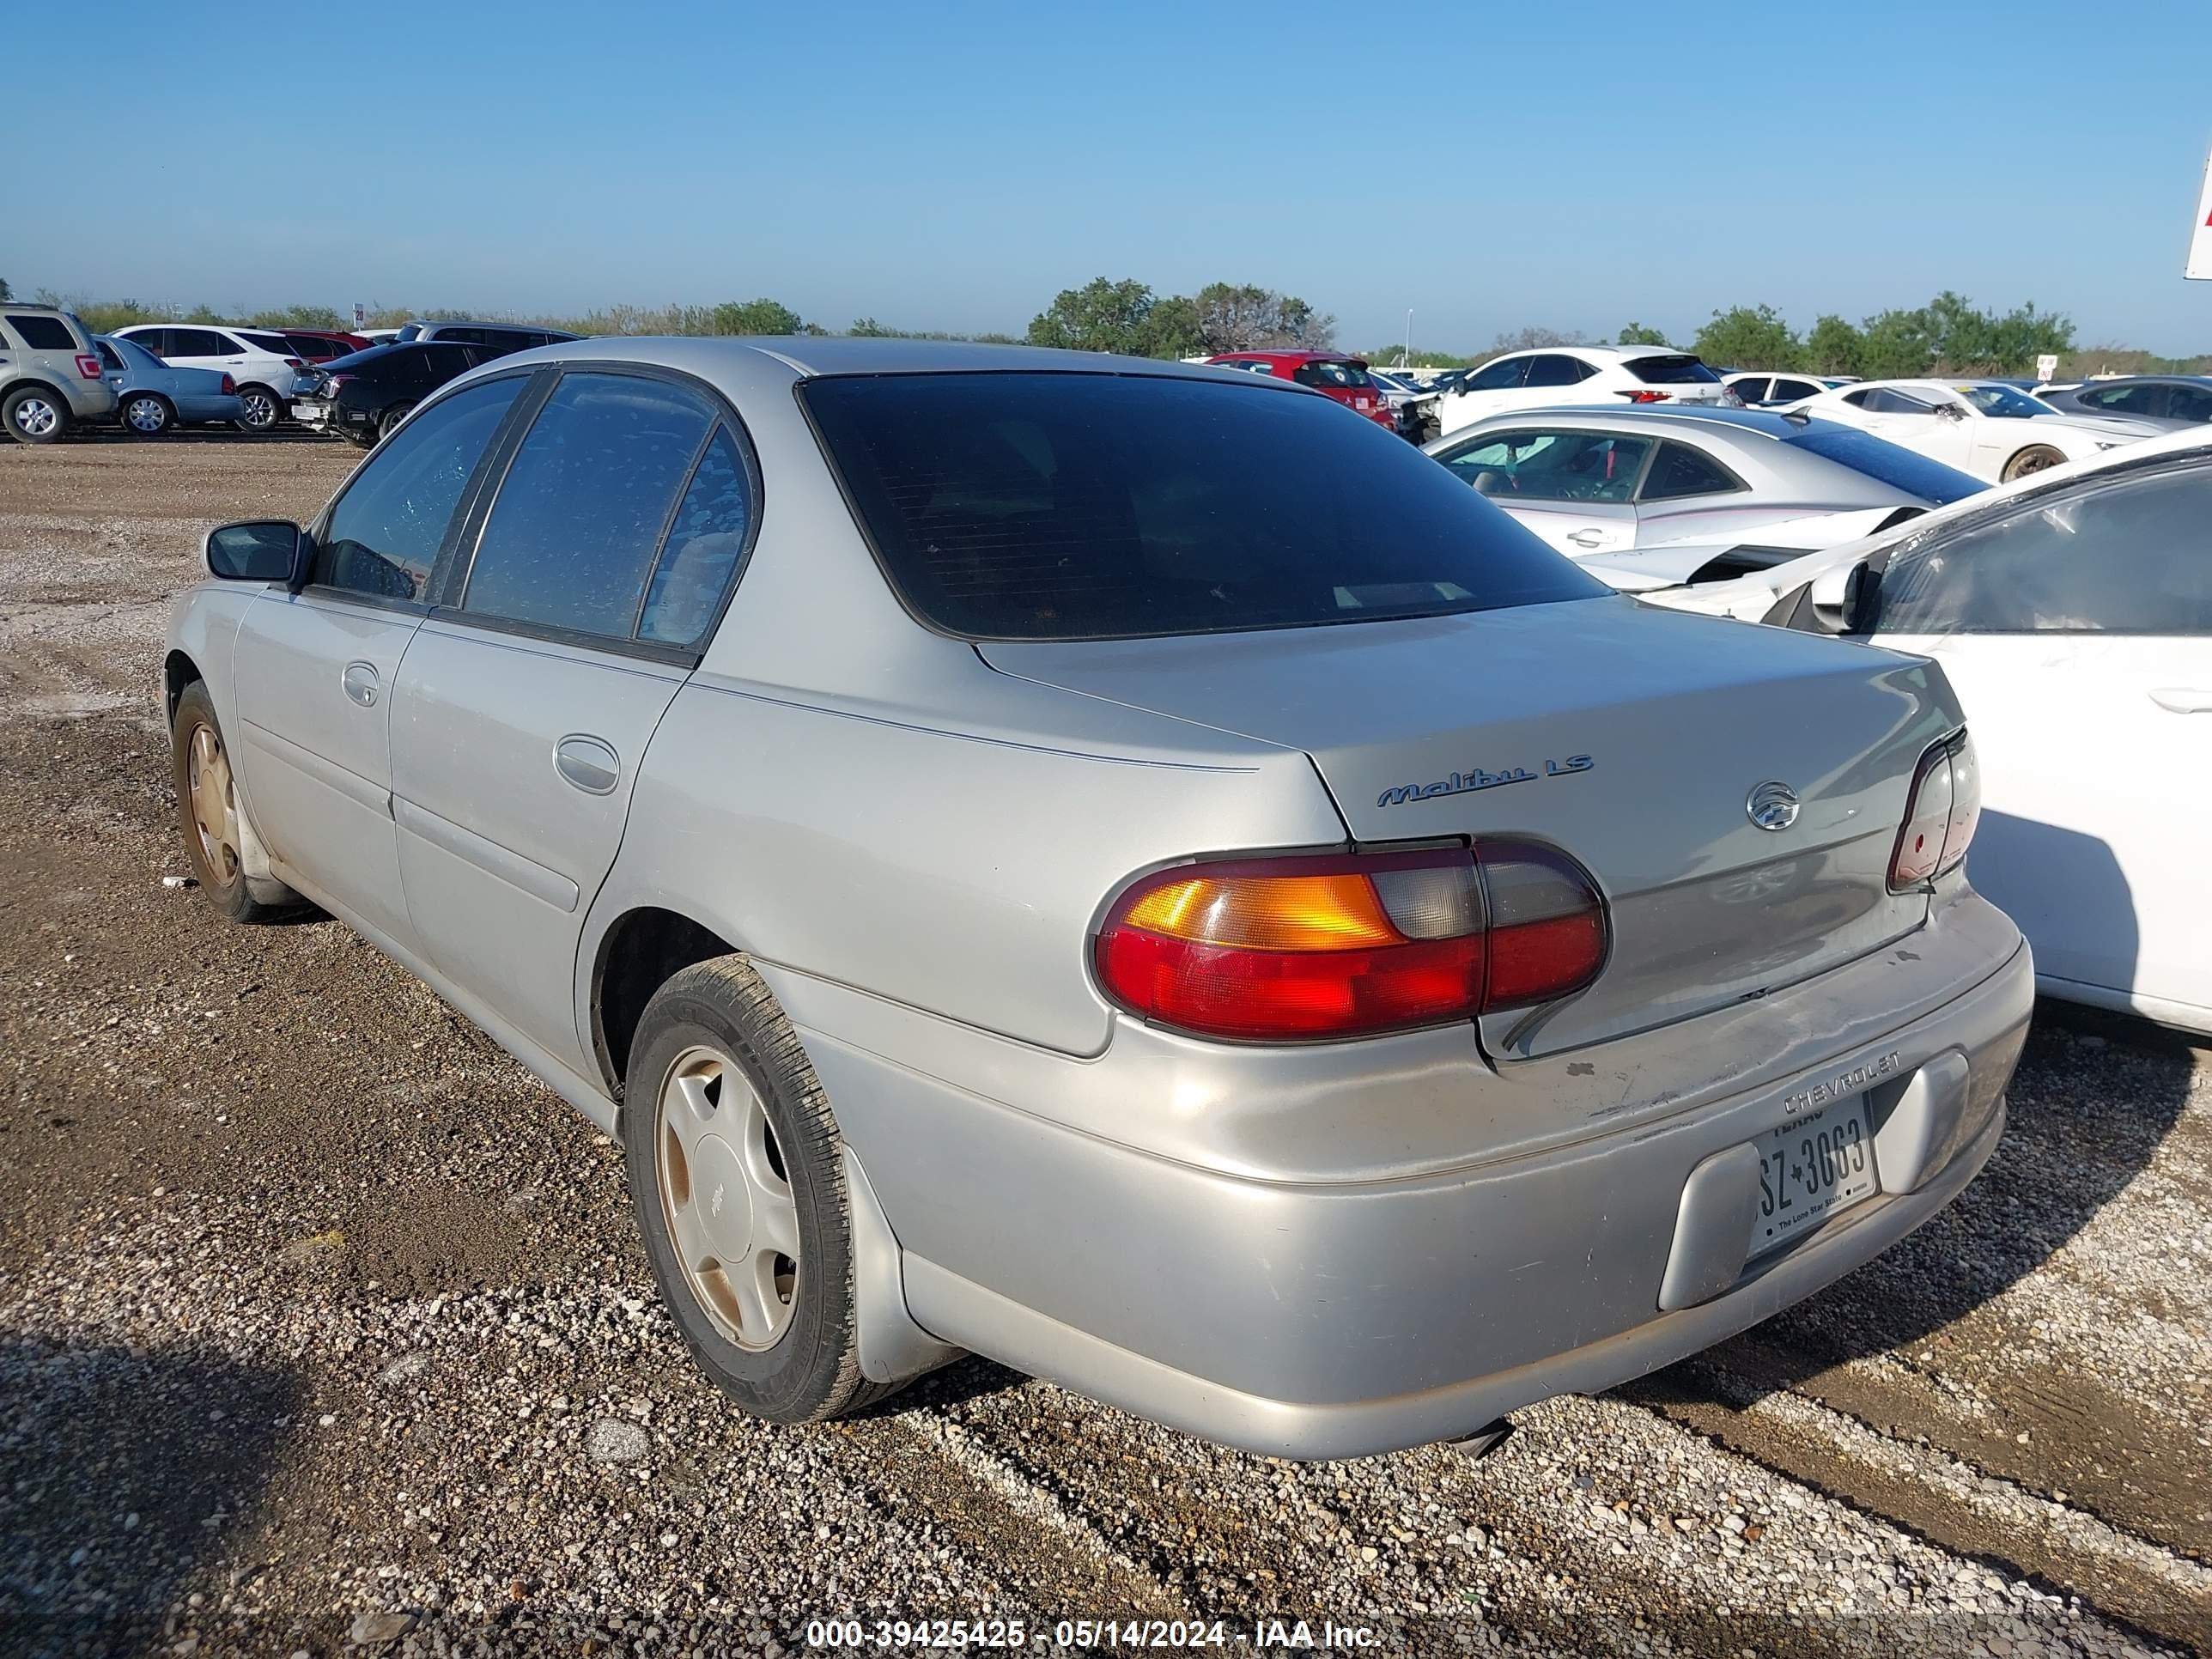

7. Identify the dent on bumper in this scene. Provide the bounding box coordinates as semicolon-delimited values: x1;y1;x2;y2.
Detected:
785;902;2033;1461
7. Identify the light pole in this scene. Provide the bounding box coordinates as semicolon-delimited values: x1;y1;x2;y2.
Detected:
1405;309;1413;368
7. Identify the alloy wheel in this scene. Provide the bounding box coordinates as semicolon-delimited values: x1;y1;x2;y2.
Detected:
11;397;59;439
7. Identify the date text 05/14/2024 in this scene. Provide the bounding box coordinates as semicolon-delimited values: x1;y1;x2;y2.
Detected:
803;1618;1384;1650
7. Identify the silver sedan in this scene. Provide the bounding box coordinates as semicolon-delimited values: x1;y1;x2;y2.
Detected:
1424;404;1984;572
163;339;2029;1459
94;334;246;435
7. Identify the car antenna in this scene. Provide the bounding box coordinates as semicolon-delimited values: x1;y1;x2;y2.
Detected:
1780;408;1812;426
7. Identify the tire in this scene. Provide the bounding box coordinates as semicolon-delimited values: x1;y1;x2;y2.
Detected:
120;392;174;437
378;403;414;441
2001;445;2064;483
623;956;887;1425
234;384;284;433
3;385;70;445
170;682;304;923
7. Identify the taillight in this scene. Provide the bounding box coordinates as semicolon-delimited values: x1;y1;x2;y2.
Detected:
76;354;103;379
284;356;304;368
1093;843;1606;1042
219;374;236;395
1889;729;1979;890
326;374;353;391
1615;389;1671;403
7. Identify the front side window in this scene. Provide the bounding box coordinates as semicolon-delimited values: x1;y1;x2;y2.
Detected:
1464;356;1531;392
314;375;526;601
2083;384;2155;415
1441;429;1652;503
462;372;714;638
1956;384;2051;419
1859;387;1941;415
7;313;79;350
805;373;1606;641
1875;460;2212;635
2169;386;2212;422
167;329;234;357
1639;442;1744;501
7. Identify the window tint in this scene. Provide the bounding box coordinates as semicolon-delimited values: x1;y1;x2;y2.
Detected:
8;313;79;350
2170;386;2212;422
96;341;124;371
1730;377;1771;404
314;376;526;601
1784;427;1984;505
1771;379;1820;402
394;324;424;342
1625;354;1722;385
639;428;752;647
167;329;235;357
1522;356;1584;388
239;331;294;354
1465;356;1531;392
120;327;167;356
463;373;714;638
1290;359;1372;390
422;343;476;381
1438;428;1652;503
286;334;340;360
1858;387;1940;414
1639;442;1743;501
806;373;1606;641
1876;462;2212;635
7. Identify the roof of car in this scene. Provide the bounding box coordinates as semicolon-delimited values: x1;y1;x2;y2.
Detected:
495;334;1308;386
1206;349;1364;364
1494;343;1692;362
1431;404;1827;441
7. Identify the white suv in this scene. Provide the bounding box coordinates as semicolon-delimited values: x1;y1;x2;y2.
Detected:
1431;344;1733;438
112;325;306;431
1;306;118;442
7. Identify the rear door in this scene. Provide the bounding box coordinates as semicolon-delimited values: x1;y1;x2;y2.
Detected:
1432;425;1649;555
388;368;756;1075
1862;455;2212;1026
231;374;532;947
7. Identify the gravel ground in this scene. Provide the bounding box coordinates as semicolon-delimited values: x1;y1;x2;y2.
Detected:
1;435;2206;1658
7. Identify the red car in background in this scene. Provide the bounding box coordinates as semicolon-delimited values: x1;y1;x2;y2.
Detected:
277;328;374;362
1205;350;1397;430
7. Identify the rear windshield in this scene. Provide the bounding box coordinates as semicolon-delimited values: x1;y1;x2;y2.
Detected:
1626;354;1722;385
1784;425;1984;506
1291;359;1372;390
803;371;1606;641
394;323;424;343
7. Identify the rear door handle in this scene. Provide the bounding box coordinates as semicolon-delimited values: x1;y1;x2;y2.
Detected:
2150;687;2212;714
555;734;620;794
341;661;379;707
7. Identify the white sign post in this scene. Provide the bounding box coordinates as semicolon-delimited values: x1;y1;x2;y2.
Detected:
353;302;368;328
2035;353;2058;383
2189;148;2212;279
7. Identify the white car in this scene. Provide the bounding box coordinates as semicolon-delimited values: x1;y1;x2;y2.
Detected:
1422;405;1982;563
1431;344;1732;436
1724;372;1854;407
1778;379;2160;483
112;324;307;431
1622;430;2212;1035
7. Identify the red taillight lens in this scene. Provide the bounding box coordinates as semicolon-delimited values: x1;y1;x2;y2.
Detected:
1889;730;1978;890
76;354;103;379
1616;389;1671;403
284;356;304;368
1094;844;1605;1042
219;374;236;395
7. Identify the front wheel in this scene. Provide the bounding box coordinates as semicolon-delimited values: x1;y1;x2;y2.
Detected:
234;385;285;432
3;386;69;444
170;683;304;923
2001;445;2064;482
121;393;174;437
623;956;885;1425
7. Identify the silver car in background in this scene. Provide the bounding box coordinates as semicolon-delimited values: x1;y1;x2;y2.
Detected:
164;339;2030;1460
1424;405;1985;574
95;335;246;435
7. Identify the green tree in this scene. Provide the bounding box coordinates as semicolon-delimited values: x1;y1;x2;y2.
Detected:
1026;277;1158;354
710;298;804;335
1856;307;1937;378
1616;321;1670;346
1135;293;1204;359
1801;313;1863;376
1692;304;1800;370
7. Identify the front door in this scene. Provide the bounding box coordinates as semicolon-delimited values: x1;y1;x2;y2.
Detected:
1433;426;1650;556
229;374;531;947
390;369;756;1074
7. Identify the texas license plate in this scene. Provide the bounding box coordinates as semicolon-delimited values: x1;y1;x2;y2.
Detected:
1749;1097;1877;1259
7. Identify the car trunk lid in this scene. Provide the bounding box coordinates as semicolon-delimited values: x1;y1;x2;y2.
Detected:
981;596;1958;1058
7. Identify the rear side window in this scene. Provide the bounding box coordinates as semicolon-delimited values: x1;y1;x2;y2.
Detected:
1784;427;1983;505
1771;379;1821;401
1290;359;1371;390
239;331;294;354
1876;461;2212;635
1730;377;1771;404
7;313;78;350
1522;356;1588;388
1639;442;1743;501
803;372;1606;641
286;334;341;360
315;376;527;602
462;372;715;639
1626;354;1722;385
639;427;753;646
96;342;124;371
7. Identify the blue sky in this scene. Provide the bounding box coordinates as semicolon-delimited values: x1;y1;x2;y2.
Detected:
17;0;2212;354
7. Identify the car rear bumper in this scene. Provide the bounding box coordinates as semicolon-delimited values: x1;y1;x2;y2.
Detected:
775;890;2031;1459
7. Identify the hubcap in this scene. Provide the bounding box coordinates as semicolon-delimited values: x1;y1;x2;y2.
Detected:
186;724;240;883
240;392;275;428
128;398;165;432
654;1045;799;1351
13;397;58;437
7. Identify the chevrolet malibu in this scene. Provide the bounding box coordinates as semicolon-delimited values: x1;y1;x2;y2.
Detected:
163;339;2031;1459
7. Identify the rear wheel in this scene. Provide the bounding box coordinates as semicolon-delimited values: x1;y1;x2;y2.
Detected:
170;683;303;923
3;386;69;444
121;393;174;437
2001;444;2064;482
378;402;414;441
234;384;284;432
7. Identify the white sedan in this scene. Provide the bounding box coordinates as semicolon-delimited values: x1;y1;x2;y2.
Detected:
1431;344;1732;435
1620;429;2212;1035
1778;379;2160;483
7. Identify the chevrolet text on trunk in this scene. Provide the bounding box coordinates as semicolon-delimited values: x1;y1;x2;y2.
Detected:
165;339;2029;1459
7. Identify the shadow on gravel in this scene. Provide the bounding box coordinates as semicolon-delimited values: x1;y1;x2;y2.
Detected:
0;1336;302;1659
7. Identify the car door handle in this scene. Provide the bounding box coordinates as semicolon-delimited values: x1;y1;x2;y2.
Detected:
341;661;379;707
1566;529;1607;548
555;734;620;795
2150;687;2212;714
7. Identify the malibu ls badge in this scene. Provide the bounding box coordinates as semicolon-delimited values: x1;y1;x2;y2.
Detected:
1376;754;1593;810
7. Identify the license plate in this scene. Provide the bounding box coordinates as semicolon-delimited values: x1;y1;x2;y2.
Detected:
1749;1097;1877;1258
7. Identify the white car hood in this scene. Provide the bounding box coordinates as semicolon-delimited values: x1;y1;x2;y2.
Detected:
2021;413;2162;447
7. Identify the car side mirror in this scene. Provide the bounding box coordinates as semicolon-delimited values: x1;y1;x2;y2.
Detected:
1936;403;1966;422
205;520;309;588
1809;558;1876;634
